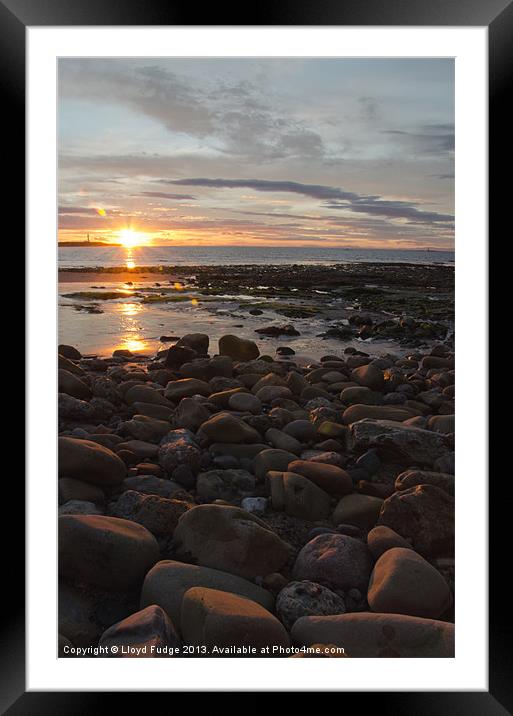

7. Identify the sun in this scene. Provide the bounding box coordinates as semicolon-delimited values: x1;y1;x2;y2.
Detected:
118;228;144;248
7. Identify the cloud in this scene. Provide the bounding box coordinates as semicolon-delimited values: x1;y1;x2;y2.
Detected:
59;60;326;162
159;177;362;202
139;191;197;201
159;177;454;225
382;123;454;156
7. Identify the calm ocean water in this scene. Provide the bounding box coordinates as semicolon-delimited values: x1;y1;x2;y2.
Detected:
59;245;454;268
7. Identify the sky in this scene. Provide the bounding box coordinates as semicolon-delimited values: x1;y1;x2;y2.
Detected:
58;58;454;249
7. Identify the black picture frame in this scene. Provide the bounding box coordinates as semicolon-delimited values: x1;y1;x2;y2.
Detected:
3;0;506;708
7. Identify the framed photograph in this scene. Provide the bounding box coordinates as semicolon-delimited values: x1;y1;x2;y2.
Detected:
3;0;506;706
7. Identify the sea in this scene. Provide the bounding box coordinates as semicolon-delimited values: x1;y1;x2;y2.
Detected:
58;245;454;269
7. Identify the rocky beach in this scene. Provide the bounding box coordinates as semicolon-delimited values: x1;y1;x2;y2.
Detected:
58;267;455;658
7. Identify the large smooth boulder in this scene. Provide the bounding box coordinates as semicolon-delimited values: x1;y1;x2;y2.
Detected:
199;413;261;444
173;397;210;431
293;533;373;593
368;547;452;619
350;419;449;466
140;560;274;625
59;582;101;647
59;437;126;486
395;469;455;495
291;613;454;657
351;364;385;391
164;378;211;401
228;392;262;414
181;587;289;650
59;515;159;590
367;525;412;560
173;504;290;579
427;414;455;434
123;415;172;443
283;419;316;442
59;477;105;505
276;581;346;630
98;605;181;657
342;405;415;424
254;449;298;480
176;333;209;354
124;385;172;407
287;460;352;495
265;428;302;454
219;335;259;361
268;471;331;520
340;386;382;406
332;494;383;531
59;344;82;360
58;369;91;400
378;485;454;557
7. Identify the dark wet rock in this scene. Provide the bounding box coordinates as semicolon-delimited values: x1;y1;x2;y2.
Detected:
59;477;105;505
255;324;300;337
111;490;190;538
59;369;91;400
164;378;211;401
283;419;316;442
59;437;126;486
173;397;211;431
59;500;103;516
332;494;383;531
355;448;381;475
293;533;373;593
199;412;261;444
276;581;346;630
219;334;260;361
292;613;454;657
351;364;385;391
196;468;255;502
395;469;454;495
59;393;96;422
228;391;262;414
173;504;291;579
117;440;159;460
176;333;209;355
123;415;172;443
368;547;452;618
141;559;274;625
98;604;181;657
427;414;455;434
59;344;82;360
59;515;159;590
124;385;172;407
122;475;188;500
164;345;197;369
340;386;382;406
158;429;202;475
350;419;449;467
367;525;413;559
342;404;416;424
287;459;352;495
180;587;289;649
268;471;331;520
254;448;299;481
378;485;454;557
266;428;302;455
